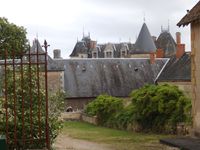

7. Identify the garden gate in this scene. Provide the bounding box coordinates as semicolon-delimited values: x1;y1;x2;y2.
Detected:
0;40;50;149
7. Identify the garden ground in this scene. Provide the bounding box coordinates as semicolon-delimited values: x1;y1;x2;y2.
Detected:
54;121;175;150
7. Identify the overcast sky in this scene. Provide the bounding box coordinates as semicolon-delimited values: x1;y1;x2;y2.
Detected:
0;0;198;58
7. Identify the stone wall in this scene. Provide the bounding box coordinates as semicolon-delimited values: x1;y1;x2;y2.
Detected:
61;112;81;121
47;71;64;93
81;114;98;125
65;97;94;110
191;22;200;135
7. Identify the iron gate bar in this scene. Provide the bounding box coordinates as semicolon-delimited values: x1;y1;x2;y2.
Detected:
12;50;17;146
43;40;50;149
36;41;42;140
4;50;9;144
20;56;25;145
28;47;33;144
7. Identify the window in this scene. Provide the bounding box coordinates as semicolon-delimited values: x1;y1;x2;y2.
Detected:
106;51;113;58
92;52;98;58
121;51;126;58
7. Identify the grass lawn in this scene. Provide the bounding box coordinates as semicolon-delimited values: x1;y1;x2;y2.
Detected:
62;121;173;150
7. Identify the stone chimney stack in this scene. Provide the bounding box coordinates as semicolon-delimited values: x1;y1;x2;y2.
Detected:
176;32;181;44
90;41;97;49
176;44;185;59
156;48;164;58
150;53;155;64
53;49;62;59
175;32;185;59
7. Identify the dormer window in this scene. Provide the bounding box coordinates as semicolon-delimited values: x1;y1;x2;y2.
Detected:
92;51;98;58
121;50;127;58
105;51;113;58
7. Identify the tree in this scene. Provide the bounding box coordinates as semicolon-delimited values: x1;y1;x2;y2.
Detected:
0;17;29;56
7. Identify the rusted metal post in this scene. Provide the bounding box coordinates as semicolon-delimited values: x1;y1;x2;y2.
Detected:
28;46;33;144
36;41;42;140
12;50;17;146
43;40;50;149
4;50;9;144
20;54;25;145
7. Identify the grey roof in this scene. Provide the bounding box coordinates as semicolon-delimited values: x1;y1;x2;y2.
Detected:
69;41;88;57
156;53;191;82
133;23;157;53
155;31;177;57
50;58;168;98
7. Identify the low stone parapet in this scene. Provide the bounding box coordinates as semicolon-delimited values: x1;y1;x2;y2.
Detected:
81;114;98;125
61;112;81;121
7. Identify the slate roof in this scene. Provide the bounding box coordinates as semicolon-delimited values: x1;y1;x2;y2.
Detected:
133;23;157;53
156;53;191;82
49;58;168;98
69;41;88;57
177;1;200;27
155;31;177;57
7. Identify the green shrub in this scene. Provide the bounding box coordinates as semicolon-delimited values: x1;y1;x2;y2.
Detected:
130;84;192;133
106;105;135;129
85;94;123;125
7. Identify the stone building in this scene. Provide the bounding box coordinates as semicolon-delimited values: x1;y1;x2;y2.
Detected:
31;39;169;109
177;0;200;136
70;23;185;59
48;58;168;109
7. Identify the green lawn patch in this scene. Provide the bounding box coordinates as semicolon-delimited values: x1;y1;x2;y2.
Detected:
63;121;173;150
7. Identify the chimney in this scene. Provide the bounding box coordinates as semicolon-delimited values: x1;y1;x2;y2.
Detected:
176;44;185;59
90;41;97;49
176;32;181;44
150;53;155;64
156;48;164;58
53;49;62;59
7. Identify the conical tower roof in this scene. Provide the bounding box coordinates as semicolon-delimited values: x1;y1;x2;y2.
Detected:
134;23;157;53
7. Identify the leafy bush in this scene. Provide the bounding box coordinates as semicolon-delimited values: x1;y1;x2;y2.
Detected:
49;91;65;147
85;95;123;125
106;105;136;130
130;84;192;133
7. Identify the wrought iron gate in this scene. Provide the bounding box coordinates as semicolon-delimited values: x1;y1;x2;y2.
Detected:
0;40;50;149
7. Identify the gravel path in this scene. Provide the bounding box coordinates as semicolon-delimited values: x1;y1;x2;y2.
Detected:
54;134;113;150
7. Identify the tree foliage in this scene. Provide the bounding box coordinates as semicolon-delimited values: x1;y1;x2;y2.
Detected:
130;84;192;133
0;17;29;56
